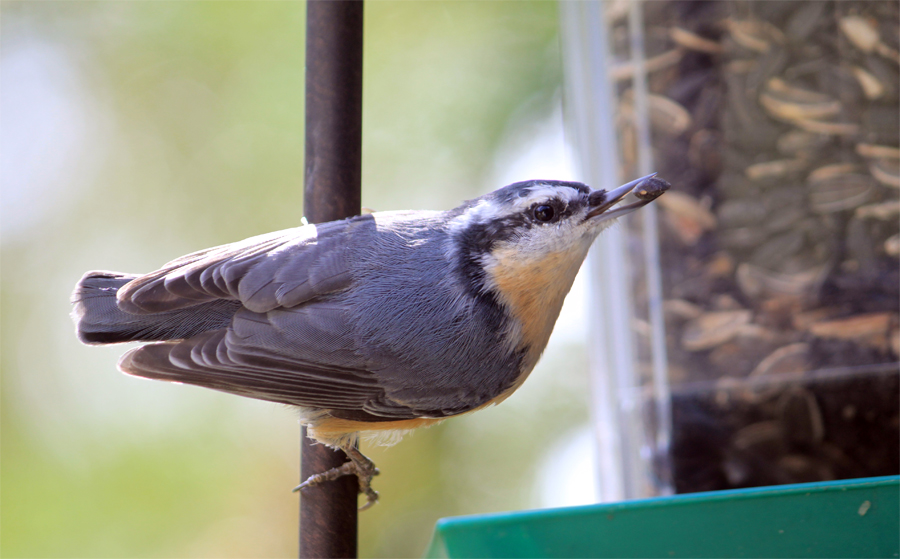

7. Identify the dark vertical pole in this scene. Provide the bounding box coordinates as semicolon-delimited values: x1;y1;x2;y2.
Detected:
300;1;363;558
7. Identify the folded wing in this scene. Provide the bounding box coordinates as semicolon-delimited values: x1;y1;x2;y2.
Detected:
117;218;364;315
115;215;425;420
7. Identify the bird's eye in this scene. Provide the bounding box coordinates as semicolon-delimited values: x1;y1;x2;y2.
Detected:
533;205;555;222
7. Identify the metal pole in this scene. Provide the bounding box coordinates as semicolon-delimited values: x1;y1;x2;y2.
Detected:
300;1;363;557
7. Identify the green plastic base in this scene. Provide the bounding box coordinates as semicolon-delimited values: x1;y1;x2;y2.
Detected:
425;476;899;558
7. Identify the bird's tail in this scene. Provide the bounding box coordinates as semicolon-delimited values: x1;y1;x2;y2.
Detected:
71;271;241;345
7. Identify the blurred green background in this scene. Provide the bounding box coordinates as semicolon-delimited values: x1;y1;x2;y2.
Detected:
1;2;596;557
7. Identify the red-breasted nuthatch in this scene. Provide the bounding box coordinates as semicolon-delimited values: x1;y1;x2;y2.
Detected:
71;173;669;508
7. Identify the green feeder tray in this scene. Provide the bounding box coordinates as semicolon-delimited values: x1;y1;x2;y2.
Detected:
425;476;899;558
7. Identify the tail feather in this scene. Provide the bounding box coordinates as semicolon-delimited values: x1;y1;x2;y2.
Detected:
71;271;242;345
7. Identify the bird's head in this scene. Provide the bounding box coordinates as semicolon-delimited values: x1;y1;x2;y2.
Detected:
448;173;670;356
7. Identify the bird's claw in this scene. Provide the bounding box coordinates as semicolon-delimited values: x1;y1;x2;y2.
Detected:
292;461;356;492
294;448;380;510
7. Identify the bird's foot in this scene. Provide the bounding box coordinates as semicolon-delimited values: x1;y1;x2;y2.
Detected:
293;461;357;490
293;446;380;511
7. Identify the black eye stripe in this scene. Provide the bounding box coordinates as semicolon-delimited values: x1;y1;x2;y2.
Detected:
527;198;575;224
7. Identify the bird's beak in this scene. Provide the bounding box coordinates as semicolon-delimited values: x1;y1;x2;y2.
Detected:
585;173;668;222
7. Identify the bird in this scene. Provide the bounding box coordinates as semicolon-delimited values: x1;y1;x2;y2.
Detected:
71;173;670;509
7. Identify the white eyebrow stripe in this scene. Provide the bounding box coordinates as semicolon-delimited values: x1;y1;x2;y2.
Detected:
450;184;586;233
448;199;495;233
513;184;584;210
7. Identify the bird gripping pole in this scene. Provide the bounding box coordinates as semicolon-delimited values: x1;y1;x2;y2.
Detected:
300;1;363;557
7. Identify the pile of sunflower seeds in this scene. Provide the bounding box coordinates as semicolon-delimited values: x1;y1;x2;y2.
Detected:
608;0;899;493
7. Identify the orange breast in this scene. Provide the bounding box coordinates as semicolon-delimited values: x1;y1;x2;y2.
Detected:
482;243;590;399
486;244;588;353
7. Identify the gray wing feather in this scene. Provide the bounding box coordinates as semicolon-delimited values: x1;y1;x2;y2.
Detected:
120;302;420;419
118;220;358;314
